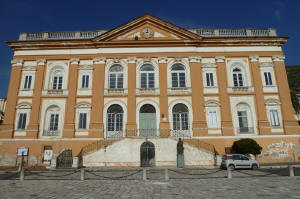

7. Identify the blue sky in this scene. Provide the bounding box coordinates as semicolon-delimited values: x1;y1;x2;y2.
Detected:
0;0;299;97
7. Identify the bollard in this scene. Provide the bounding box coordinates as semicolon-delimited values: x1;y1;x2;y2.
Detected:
143;168;147;181
80;168;85;181
289;165;294;177
165;168;169;181
227;166;232;179
20;168;24;181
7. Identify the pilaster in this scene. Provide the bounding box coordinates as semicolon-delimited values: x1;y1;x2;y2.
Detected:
189;56;207;136
272;56;300;134
63;58;79;138
0;59;23;138
26;59;46;138
249;56;271;135
215;56;234;136
126;57;137;136
158;57;170;136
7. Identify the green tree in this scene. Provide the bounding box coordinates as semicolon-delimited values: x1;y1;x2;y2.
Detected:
231;138;262;155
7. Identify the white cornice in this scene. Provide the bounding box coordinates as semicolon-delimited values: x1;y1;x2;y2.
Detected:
127;57;137;63
70;58;80;65
188;56;202;63
249;56;259;62
14;46;282;56
93;57;106;64
272;55;285;62
11;59;24;67
36;59;46;65
215;56;225;63
158;57;168;63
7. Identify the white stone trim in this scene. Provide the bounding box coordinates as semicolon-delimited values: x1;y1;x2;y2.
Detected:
44;61;69;91
260;62;278;93
265;100;283;133
11;59;24;67
204;101;221;134
167;58;191;94
14;104;31;132
226;58;252;88
75;103;91;134
202;63;219;94
136;58;159;94
77;65;93;96
103;99;127;138
230;96;258;135
168;97;193;136
39;99;66;138
136;99;160;136
14;46;282;56
104;59;128;94
19;68;36;97
93;57;106;64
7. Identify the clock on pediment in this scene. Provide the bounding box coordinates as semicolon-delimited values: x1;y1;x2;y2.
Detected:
142;27;153;38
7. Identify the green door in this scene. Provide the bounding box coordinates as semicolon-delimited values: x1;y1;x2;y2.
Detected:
139;113;156;136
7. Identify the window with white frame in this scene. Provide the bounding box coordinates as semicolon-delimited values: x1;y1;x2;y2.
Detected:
15;104;31;131
78;113;87;129
235;103;254;134
51;70;63;90
107;104;124;137
43;105;60;136
172;104;189;131
263;72;273;86
140;64;155;88
81;74;89;89
232;68;244;87
269;109;280;126
109;65;123;89
206;72;214;87
17;113;27;130
23;75;32;89
207;110;218;128
171;64;186;88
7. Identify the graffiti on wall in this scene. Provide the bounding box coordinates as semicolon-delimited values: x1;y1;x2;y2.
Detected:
261;141;296;159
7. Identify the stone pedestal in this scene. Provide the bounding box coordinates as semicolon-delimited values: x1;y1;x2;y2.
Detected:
177;154;184;168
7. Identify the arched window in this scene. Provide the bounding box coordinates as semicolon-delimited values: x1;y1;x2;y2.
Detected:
140;64;155;88
109;65;123;89
51;70;64;90
236;103;253;134
232;68;244;87
107;104;124;138
172;103;189;132
171;64;186;88
44;105;60;136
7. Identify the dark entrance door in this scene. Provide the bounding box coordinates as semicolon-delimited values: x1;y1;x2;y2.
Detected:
56;149;73;168
140;141;155;167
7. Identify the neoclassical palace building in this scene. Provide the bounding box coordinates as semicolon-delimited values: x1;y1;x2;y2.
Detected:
0;14;299;167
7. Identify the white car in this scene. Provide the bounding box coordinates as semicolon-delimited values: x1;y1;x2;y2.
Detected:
220;154;259;170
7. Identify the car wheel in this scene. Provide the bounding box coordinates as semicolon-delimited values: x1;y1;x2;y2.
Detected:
252;164;258;170
228;164;235;170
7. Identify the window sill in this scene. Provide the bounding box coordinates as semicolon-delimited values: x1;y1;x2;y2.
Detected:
104;88;128;95
42;89;68;96
227;87;254;93
167;87;192;94
136;88;160;95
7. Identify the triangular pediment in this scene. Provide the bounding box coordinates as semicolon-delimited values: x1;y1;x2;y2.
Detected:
93;14;201;42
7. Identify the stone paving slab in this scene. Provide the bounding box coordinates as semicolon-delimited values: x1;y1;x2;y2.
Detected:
0;177;300;199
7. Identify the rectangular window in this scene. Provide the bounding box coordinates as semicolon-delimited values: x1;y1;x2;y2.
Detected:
141;73;147;88
24;75;32;89
148;73;155;88
52;76;63;90
264;72;273;86
81;75;89;89
78;113;87;129
49;114;59;131
208;110;218;128
179;73;186;87
17;113;27;129
206;73;214;87
270;110;280;126
171;73;178;87
237;111;248;133
233;74;243;87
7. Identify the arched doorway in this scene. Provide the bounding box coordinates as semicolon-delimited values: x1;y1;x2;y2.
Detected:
140;141;155;167
139;104;156;136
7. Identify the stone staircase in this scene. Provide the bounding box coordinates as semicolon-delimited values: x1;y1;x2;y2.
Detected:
183;139;216;154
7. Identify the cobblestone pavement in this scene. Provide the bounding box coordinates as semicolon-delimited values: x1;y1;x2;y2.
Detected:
0;168;299;198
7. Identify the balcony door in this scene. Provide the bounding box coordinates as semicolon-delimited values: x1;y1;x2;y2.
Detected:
139;104;156;136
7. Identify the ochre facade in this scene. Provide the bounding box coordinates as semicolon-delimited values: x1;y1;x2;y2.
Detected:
0;14;299;167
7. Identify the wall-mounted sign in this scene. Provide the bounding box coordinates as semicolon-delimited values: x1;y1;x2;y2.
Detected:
43;150;53;161
17;147;28;156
